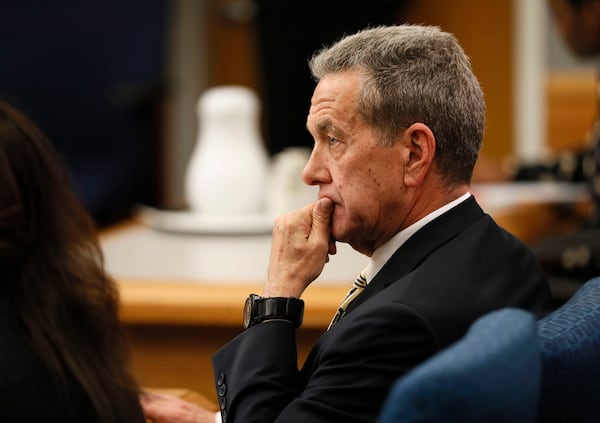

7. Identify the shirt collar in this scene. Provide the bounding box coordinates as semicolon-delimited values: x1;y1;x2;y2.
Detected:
364;192;471;283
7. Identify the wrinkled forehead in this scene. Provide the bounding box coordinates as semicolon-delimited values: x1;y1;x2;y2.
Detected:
307;72;362;123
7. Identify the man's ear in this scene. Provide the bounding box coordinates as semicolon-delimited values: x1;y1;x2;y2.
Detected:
400;122;436;187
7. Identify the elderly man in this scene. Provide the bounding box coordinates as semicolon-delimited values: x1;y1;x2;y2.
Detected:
142;24;552;423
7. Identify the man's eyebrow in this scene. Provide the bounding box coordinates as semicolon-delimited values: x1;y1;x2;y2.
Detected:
310;118;336;134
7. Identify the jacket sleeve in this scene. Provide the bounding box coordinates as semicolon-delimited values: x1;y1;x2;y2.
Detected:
212;302;440;423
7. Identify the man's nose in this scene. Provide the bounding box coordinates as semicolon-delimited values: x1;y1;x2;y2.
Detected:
301;147;330;186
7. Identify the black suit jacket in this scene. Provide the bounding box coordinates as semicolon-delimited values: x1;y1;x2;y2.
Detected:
212;197;553;422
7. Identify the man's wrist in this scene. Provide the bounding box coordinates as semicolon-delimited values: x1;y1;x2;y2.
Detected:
243;294;304;329
263;279;299;298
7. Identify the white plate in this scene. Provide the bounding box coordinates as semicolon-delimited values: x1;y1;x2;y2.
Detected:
472;182;589;210
135;205;275;235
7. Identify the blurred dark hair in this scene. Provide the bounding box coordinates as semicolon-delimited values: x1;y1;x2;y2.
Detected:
0;100;142;422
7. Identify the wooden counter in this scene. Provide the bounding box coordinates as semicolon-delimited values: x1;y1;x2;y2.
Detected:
118;278;346;403
119;278;347;328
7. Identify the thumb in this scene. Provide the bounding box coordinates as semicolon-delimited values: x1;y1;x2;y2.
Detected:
311;197;333;235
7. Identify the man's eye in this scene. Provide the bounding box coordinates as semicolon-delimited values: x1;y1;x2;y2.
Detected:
328;137;339;145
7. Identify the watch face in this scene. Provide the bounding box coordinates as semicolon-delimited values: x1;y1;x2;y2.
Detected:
244;294;261;329
243;295;252;329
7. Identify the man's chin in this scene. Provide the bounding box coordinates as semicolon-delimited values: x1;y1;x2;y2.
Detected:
330;223;351;244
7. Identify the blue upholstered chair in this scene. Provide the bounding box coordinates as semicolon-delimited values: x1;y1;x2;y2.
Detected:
537;276;600;422
377;308;541;423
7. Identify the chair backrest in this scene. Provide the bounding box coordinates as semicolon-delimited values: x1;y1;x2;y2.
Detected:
537;276;600;422
377;308;541;423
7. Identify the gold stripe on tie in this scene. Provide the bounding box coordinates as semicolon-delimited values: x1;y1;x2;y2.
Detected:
327;270;368;330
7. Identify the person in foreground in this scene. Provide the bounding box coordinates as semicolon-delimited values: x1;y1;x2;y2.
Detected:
142;24;553;423
0;101;144;422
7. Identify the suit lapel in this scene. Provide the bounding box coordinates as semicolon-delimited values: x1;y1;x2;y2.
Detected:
345;196;485;313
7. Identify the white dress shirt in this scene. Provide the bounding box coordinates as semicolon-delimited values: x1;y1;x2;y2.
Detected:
364;192;471;283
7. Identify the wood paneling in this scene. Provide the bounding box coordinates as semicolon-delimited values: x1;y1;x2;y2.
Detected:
126;321;324;402
546;70;597;152
403;0;514;161
204;0;259;89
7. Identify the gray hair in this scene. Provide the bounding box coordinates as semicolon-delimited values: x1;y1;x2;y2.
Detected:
309;24;486;185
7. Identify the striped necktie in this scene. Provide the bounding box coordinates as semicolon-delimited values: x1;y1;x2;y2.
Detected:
328;270;368;330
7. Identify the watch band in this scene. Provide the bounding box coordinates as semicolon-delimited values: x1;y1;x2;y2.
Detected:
244;294;304;329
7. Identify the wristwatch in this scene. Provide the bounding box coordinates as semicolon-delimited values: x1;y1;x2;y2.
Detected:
243;294;304;329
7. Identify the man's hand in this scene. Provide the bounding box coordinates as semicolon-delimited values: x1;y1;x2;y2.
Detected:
265;197;335;298
140;392;216;423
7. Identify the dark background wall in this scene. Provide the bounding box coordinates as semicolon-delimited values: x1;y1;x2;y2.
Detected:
0;0;168;226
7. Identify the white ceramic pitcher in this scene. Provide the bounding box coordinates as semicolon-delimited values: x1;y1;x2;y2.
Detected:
185;86;269;216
